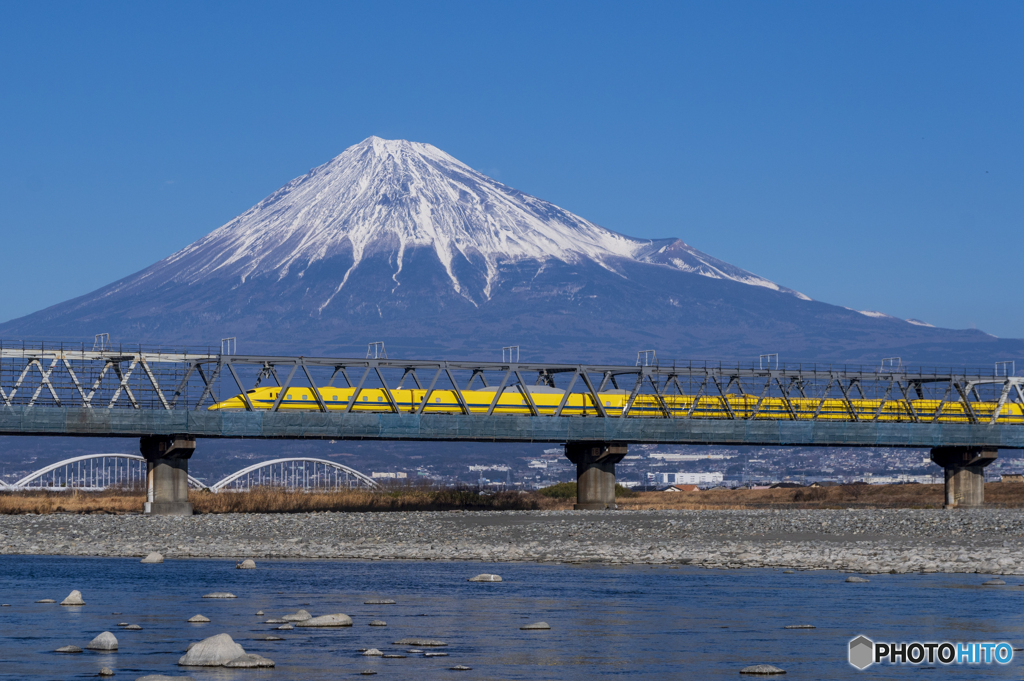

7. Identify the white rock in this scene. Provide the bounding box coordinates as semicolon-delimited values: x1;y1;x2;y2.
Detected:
60;590;85;606
281;609;312;621
177;633;246;666
368;620;387;626
99;668;114;677
55;645;82;653
140;552;164;564
362;648;383;656
223;653;274;668
467;574;502;582
295;613;353;627
236;559;256;569
187;615;210;622
393;637;447;647
520;621;550;630
201;592;236;599
740;664;786;675
845;576;869;583
86;631;119;651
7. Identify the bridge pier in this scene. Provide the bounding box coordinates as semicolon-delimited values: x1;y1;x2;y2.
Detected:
930;446;997;509
140;436;196;516
564;442;627;510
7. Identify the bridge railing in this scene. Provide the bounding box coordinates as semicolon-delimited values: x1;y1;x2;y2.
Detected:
1;341;1022;425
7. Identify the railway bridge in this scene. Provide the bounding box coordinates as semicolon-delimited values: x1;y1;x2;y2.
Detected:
1;341;1022;513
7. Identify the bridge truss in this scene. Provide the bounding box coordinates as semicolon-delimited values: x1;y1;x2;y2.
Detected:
1;340;1022;447
209;457;378;492
1;340;1021;421
1;454;377;492
4;453;207;491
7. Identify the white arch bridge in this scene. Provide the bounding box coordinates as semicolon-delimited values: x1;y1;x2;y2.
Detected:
0;454;378;492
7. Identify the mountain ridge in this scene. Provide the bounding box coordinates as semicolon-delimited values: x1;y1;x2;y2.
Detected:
1;136;1020;367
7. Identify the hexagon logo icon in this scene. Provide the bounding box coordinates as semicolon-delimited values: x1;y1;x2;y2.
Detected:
849;635;874;670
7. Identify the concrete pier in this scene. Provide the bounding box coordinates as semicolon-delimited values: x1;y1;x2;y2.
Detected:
140;435;196;516
930;446;997;508
564;442;627;510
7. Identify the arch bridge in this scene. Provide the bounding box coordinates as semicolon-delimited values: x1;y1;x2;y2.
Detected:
1;340;1022;512
2;454;377;493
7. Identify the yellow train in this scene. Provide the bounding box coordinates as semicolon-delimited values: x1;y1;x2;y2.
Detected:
209;385;1024;423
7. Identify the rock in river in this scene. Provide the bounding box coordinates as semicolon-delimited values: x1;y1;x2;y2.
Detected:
368;620;387;626
281;609;312;621
223;653;275;668
201;592;236;599
187;615;210;623
468;574;502;582
140;552;164;564
296;613;353;627
60;590;86;606
845;576;870;583
394;638;447;647
86;631;119;651
178;633;246;666
236;559;256;570
520;621;551;630
55;645;82;653
362;648;383;656
740;664;786;674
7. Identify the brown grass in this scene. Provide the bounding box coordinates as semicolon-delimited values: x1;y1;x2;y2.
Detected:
0;489;146;514
4;483;1024;514
0;487;554;514
616;482;1024;510
190;487;551;513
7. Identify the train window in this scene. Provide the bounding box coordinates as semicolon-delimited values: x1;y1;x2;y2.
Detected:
378;396;383;402
362;396;367;401
333;395;338;400
605;401;610;407
302;395;307;400
435;398;441;403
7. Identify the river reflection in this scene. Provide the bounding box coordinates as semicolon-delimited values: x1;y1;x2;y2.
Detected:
0;555;1020;680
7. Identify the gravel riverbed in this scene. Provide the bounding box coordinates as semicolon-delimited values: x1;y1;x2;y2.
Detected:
2;509;1023;574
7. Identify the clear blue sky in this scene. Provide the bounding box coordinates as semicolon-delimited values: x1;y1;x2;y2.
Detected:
1;1;1021;336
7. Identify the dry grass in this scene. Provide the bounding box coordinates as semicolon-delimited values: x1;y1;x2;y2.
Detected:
191;487;550;513
0;487;553;514
616;482;1024;510
4;483;1024;514
0;489;146;514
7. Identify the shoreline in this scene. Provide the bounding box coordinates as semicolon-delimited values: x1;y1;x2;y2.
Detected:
2;508;1022;575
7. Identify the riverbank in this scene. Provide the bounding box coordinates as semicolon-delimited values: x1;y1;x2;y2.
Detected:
4;482;1024;515
2;508;1022;574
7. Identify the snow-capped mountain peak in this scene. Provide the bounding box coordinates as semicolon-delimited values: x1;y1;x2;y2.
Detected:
145;137;807;308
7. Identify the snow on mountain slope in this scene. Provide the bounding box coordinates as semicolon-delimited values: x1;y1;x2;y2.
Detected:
137;136;805;308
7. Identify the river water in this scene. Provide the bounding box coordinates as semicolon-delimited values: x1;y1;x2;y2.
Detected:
0;555;1020;680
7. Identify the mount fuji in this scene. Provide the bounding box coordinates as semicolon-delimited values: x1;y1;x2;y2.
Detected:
1;136;1019;365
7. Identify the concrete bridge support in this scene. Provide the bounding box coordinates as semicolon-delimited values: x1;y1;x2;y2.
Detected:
140;435;196;516
564;442;627;510
930;446;997;509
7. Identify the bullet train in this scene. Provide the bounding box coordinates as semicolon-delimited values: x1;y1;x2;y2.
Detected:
208;385;1024;423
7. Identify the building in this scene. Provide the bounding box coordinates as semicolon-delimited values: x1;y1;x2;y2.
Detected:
664;484;699;492
652;472;724;485
371;472;407;479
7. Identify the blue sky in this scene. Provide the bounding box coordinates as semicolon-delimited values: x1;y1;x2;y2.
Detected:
1;1;1021;336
